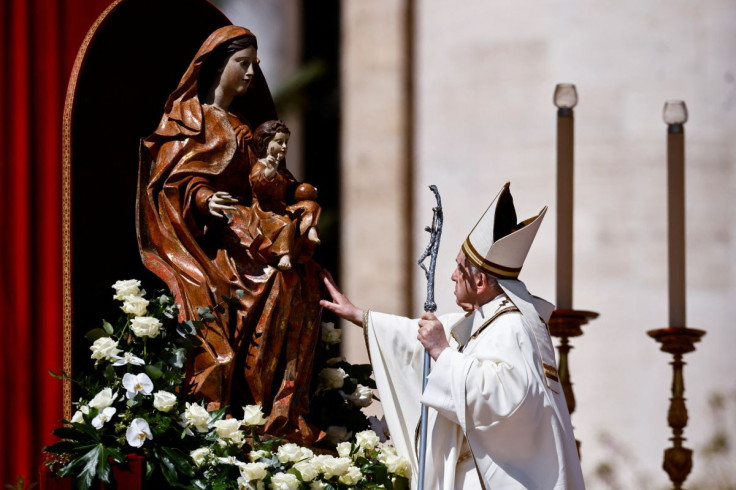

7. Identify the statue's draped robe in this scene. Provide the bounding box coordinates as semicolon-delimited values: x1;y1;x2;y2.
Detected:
366;291;585;489
137;26;324;444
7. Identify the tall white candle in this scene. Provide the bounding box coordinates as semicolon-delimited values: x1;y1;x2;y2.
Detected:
554;84;578;310
663;100;688;327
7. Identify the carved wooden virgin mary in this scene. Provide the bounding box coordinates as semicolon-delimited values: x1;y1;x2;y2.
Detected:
137;26;325;444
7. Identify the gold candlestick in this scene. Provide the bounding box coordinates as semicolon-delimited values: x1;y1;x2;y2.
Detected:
648;100;706;490
549;307;598;456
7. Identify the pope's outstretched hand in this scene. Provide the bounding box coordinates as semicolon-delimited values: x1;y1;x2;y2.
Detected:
319;270;363;326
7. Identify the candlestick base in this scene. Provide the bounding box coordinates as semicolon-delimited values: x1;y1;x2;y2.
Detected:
548;308;599;458
647;326;705;490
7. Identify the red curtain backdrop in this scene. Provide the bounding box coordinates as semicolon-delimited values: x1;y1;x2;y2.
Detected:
0;0;113;485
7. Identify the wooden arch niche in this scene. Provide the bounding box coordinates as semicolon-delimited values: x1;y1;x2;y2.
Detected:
62;0;233;416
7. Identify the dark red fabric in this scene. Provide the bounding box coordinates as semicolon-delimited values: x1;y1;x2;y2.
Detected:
0;0;112;485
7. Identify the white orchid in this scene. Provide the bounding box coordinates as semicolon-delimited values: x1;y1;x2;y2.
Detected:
126;418;152;448
70;405;89;423
122;372;154;399
112;352;145;367
91;407;116;429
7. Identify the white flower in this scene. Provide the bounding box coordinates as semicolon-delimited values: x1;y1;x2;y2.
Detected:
239;462;269;482
181;402;210;433
237;479;265;490
269;472;300;490
91;407;116;429
90;337;122;362
88;388;115;410
241;405;267;426
377;441;398;459
153;391;177;412
276;443;313;463
336;442;353;458
121;295;149;316
308;482;327;490
214;418;244;445
384;453;411;478
293;460;319;482
112;352;145;367
355;430;380;451
126;418;152;447
318;367;347;390
190;447;211;467
249;449;270;462
122;372;154;399
217;456;241;465
71;405;89;423
320;322;342;345
130;316;162;338
113;279;143;300
338;465;363;485
319;456;352;479
325;426;352;445
343;384;373;407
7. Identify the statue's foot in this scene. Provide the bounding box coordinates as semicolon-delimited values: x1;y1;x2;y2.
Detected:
277;255;292;270
307;227;321;244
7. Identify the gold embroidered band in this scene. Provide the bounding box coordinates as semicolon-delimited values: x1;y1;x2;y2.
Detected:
462;239;521;278
543;363;559;382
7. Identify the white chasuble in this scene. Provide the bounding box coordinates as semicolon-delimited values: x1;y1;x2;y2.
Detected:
366;293;585;489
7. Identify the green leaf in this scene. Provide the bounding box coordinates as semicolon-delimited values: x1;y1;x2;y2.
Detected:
48;369;68;380
213;303;225;314
160;446;195;477
145;364;164;379
196;307;211;316
153;446;179;485
84;328;108;342
201;313;216;322
102;320;114;335
103;364;116;383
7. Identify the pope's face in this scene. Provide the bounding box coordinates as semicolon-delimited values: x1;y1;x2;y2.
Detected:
267;132;289;162
451;251;480;312
219;47;257;97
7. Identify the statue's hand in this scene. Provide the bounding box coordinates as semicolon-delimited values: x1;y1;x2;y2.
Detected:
208;191;238;218
319;270;363;327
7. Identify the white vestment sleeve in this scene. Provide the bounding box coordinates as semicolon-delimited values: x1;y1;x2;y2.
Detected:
420;314;530;434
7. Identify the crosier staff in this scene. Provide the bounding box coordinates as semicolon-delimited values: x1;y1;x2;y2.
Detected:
416;185;443;490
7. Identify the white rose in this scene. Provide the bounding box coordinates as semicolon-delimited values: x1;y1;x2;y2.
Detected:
214;418;244;445
241;405;267;426
308;482;327;490
320;322;342;345
320;456;352;479
88;388;115;410
181;402;210;433
355;430;380;451
153;391;177;412
344;384;373;407
112;279;142;300
190;447;211;467
90;337;121;362
293;460;319;482
338;465;363;486
336;441;352;458
384;453;411;478
121;295;149;316
377;442;398;459
130;316;162;338
325;425;352;445
239;462;269;482
276;443;313;463
269;472;300;490
318;368;346;390
249;449;270;462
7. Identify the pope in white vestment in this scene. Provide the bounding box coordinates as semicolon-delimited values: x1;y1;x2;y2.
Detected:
321;183;585;489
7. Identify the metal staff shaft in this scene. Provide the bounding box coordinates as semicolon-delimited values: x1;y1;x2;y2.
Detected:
417;185;443;490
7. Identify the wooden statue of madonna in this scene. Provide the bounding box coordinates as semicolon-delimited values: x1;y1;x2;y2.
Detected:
137;26;325;445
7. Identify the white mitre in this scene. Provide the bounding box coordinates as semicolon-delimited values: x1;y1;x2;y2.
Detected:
463;182;559;386
461;181;547;279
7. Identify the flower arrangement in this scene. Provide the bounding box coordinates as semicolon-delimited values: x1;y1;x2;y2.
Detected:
45;280;410;489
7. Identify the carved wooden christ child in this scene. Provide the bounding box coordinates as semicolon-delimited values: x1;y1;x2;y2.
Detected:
137;25;325;445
